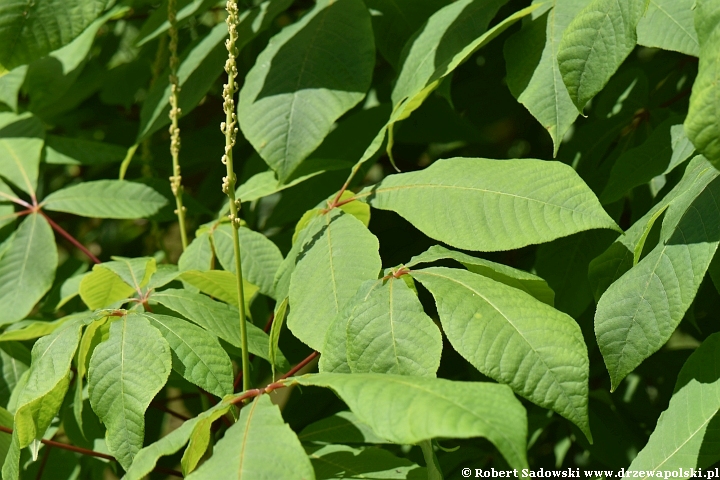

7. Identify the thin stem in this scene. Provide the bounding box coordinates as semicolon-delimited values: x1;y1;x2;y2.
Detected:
150;402;190;421
222;0;250;393
0;190;31;208
168;0;189;251
41;212;101;264
280;351;318;380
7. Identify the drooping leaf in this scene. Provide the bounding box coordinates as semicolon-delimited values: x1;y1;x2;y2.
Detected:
0;0;111;73
288;209;381;351
412;267;591;440
557;0;646;110
0;214;57;324
42;180;167;219
407;244;555;305
73;316;107;439
269;298;288;380
142;313;233;398
79;267;136;310
237;0;375;181
211;224;283;297
308;444;426;480
44;135;128;166
0;66;27;112
185;395;315;479
180;402;234;475
504;1;590;154
628;333;720;476
636;0;699;56
88;313;171;469
179;270;258;311
0;112;44;196
596;175;720;390
289;373;529;470
0;315;76;342
358;158;618;252
299;411;389;445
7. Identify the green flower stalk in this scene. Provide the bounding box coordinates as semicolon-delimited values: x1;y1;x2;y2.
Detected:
222;0;250;393
168;0;189;251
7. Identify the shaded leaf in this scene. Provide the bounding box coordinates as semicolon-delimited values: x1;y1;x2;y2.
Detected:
308;444;426;480
299;411;389;445
44;135;128;166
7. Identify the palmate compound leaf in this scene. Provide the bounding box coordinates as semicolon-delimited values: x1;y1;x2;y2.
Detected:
411;267;591;440
636;0;699;56
288;209;382;351
557;0;647;110
628;333;720;476
0;213;57;324
356;158;618;252
237;0;375;182
1;315;88;480
42;180;167;219
596;172;720;390
288;373;529;471
88;313;171;470
141;313;234;398
185;395;315;480
504;0;591;155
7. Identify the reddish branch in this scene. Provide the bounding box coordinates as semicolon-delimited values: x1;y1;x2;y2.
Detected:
40;212;101;264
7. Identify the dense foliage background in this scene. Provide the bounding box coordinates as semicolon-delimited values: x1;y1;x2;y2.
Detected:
0;0;718;478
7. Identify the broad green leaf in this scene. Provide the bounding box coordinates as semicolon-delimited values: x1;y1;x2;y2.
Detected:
1;316;86;480
186;395;315;479
0;179;14;230
88;313;171;469
0;214;57;324
124;401;231;480
150;289;280;365
289;373;529;470
344;278;442;377
0;315;75;342
0;406;12;463
299;411;389;444
179;231;214;272
42;180;167;219
557;0;646;110
73;316;107;439
684;19;720;168
636;0;699;56
505;1;590;155
0;66;27;111
44;135;128;165
55;273;85;311
237;0;375;181
211;224;283;297
596;175;720;390
142;313;233;398
628;333;720;476
0;343;29;407
138;0;292;141
668;125;696;173
407;244;554;305
694;0;720;46
336;191;371;227
288;210;381;351
0;0;111;73
273;212;326;301
308;444;426;480
101;256;156;292
146;264;180;290
181;403;234;475
269;298;288;380
412;267;591;439
136;0;217;46
0;112;44;195
358;158;618;252
319;299;355;374
79;267;136;310
179;270;258;311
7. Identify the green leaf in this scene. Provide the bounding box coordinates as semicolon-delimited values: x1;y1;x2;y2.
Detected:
0;112;44;196
269;298;288;380
180;403;233;475
407;244;555;305
136;0;217;46
274;213;327;301
0;343;29;407
0;214;57;324
101;256;156;292
684;19;720;168
179;231;214;272
343;278;442;377
336;191;370;227
596;175;720;390
308;444;426;480
0;315;76;342
504;1;590;155
79;267;136;310
668;125;696;173
142;313;233;398
185;395;315;479
237;0;375;181
0;179;14;230
288;209;381;351
42;180;167;219
73;316;107;439
694;0;720;46
358;158;619;252
636;0;699;56
412;267;591;440
0;0;111;73
288;373;529;470
150;289;281;365
299;411;389;444
146;264;180;290
0;66;27;111
123;401;231;480
88;313;171;469
557;0;646;110
628;333;720;476
211;224;283;297
179;270;258;311
44;135;128;166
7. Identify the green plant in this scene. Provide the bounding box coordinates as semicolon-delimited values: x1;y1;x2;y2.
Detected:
0;0;717;478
